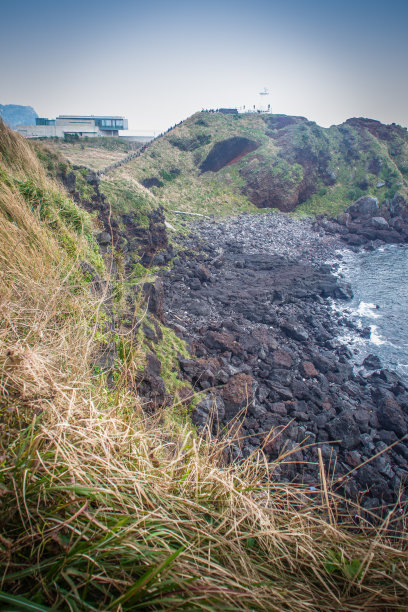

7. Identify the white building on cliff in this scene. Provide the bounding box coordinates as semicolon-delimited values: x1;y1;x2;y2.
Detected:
16;115;128;138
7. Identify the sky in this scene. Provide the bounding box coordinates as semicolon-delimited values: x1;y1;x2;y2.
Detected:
1;0;408;133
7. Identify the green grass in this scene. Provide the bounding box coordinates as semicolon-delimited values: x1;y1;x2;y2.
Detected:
100;176;157;224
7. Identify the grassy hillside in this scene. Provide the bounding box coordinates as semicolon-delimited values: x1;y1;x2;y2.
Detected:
2;120;408;610
101;112;408;218
34;141;159;230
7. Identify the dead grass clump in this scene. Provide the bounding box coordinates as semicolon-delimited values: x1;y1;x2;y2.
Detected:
1;391;408;611
0;118;45;178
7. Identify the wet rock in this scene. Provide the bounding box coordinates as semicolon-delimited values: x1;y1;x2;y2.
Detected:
362;354;382;370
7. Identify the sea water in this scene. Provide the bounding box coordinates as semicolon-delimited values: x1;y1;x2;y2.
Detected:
334;244;408;380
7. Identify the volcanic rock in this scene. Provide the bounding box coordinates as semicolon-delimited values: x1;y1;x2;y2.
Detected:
192;394;225;428
346;196;379;218
300;361;319;378
222;373;255;419
371;216;389;229
326;414;361;450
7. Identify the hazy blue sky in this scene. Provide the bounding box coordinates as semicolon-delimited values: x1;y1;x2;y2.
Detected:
1;0;408;133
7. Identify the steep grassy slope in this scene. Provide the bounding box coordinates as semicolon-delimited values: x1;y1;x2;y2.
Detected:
2;121;408;611
108;112;408;217
34;141;160;228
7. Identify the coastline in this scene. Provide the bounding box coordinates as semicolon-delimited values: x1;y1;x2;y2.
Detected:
331;243;408;381
161;212;408;512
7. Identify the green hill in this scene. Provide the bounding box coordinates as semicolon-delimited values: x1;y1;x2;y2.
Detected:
109;112;408;218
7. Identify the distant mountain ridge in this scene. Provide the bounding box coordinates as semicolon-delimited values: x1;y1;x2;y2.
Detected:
0;104;38;129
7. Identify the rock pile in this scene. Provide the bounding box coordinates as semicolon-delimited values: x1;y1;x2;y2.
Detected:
161;212;408;510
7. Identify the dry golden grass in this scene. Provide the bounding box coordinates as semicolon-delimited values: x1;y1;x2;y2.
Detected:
0;120;408;611
45;141;129;170
0;119;46;177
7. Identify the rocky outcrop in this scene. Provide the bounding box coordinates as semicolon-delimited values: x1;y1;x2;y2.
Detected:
316;193;408;247
128;111;408;216
240;158;308;212
137;352;168;410
58;166;170;270
243;119;335;212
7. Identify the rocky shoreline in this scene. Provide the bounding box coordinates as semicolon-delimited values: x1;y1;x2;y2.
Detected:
315;193;408;248
160;210;408;512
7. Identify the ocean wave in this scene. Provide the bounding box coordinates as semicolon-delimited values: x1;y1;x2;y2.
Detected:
330;244;408;382
370;325;387;346
356;301;381;319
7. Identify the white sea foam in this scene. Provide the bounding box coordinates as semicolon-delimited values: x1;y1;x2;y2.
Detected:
356;301;381;319
370;325;387;346
330;244;408;381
